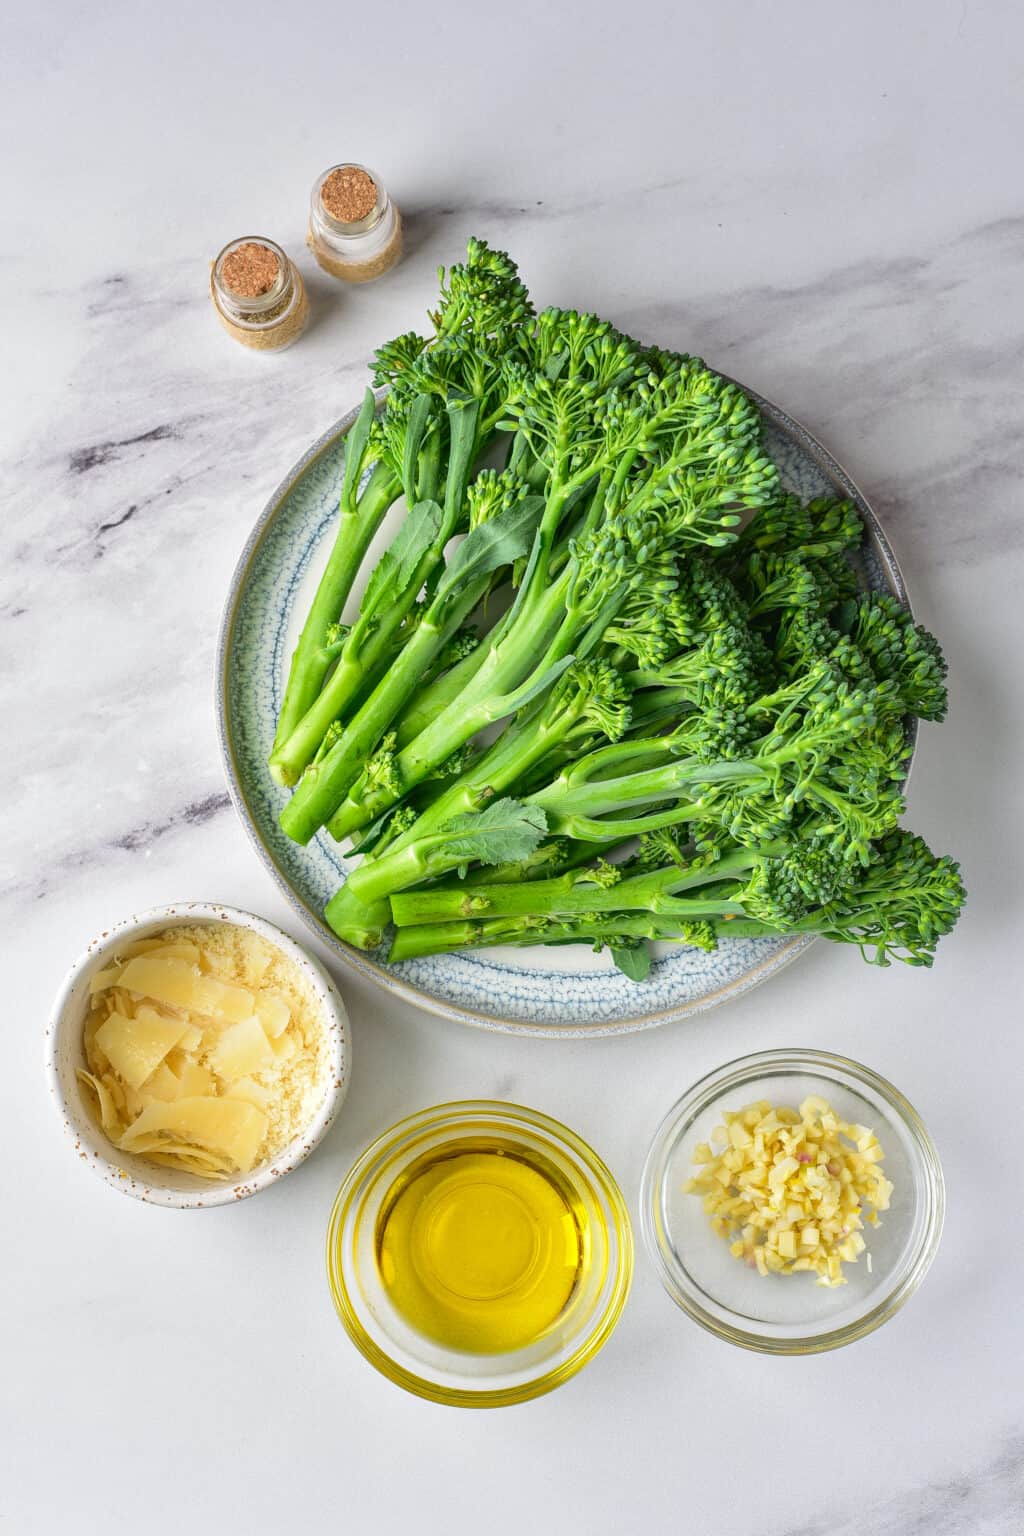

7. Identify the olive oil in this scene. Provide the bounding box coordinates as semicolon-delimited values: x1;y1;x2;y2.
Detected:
375;1138;588;1354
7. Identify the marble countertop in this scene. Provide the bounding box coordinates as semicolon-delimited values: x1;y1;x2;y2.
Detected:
4;2;1022;1531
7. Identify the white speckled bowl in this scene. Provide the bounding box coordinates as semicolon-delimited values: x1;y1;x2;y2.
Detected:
46;902;351;1209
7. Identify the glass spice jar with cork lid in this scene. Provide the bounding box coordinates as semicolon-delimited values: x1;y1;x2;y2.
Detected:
210;236;309;351
307;163;402;283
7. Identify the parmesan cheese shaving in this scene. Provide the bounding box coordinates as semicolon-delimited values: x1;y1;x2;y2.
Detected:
117;955;254;1023
93;1009;190;1090
77;923;328;1181
120;1097;267;1170
208;1016;274;1082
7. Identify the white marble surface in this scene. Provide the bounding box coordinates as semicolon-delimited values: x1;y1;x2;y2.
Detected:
4;1;1022;1531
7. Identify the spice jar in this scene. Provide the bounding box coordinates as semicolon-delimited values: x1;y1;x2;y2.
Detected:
307;164;402;283
210;237;309;351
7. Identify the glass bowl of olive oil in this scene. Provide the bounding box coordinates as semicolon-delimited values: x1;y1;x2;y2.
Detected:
326;1101;633;1406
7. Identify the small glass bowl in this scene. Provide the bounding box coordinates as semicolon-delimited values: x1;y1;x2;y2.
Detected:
640;1049;943;1354
326;1101;632;1407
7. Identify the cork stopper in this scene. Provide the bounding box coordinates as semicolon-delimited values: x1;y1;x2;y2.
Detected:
220;241;281;298
320;165;379;224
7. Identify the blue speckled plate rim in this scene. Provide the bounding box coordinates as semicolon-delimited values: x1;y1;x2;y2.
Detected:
215;383;915;1038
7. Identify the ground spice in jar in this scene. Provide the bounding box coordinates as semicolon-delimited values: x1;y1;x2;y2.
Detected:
210;236;309;352
308;162;402;284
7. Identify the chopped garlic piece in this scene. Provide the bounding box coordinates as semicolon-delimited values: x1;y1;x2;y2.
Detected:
685;1095;891;1286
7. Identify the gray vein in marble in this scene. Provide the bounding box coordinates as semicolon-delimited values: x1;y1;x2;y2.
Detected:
415;169;702;230
780;1432;1022;1536
69;422;179;475
110;788;232;853
7;789;232;904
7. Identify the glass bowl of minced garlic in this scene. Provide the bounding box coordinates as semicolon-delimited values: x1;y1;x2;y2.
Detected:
640;1049;944;1354
47;904;349;1207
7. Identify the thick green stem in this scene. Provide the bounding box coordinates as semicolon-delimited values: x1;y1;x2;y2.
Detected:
325;465;609;841
387;910;787;964
326;570;573;841
394;641;488;746
280;571;491;846
389;919;505;961
269;460;399;772
324;835;450;945
387;911;682;962
325;800;550;947
390;847;763;928
271;554;431;796
528;755;765;822
463;834;623;886
546;803;706;842
321;698;585;944
275;399;484;817
325;732;755;946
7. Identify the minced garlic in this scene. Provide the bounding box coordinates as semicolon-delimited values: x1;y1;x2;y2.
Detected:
78;924;328;1181
685;1096;893;1287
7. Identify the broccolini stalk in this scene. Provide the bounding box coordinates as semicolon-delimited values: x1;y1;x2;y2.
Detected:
461;832;624;886
322;550;585;842
392;638;490;746
387;830;965;973
387;424;546;748
324;799;550;949
387;912;715;964
279;468;544;844
390;842;769;927
269;390;400;766
268;390;444;785
269;240;534;790
544;607;936;848
275;393;485;803
323;659;632;945
528;674;908;858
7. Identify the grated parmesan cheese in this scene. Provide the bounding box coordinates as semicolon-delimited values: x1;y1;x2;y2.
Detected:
78;923;328;1181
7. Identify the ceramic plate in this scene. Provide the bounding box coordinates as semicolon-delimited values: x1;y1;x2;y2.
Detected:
217;385;912;1037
